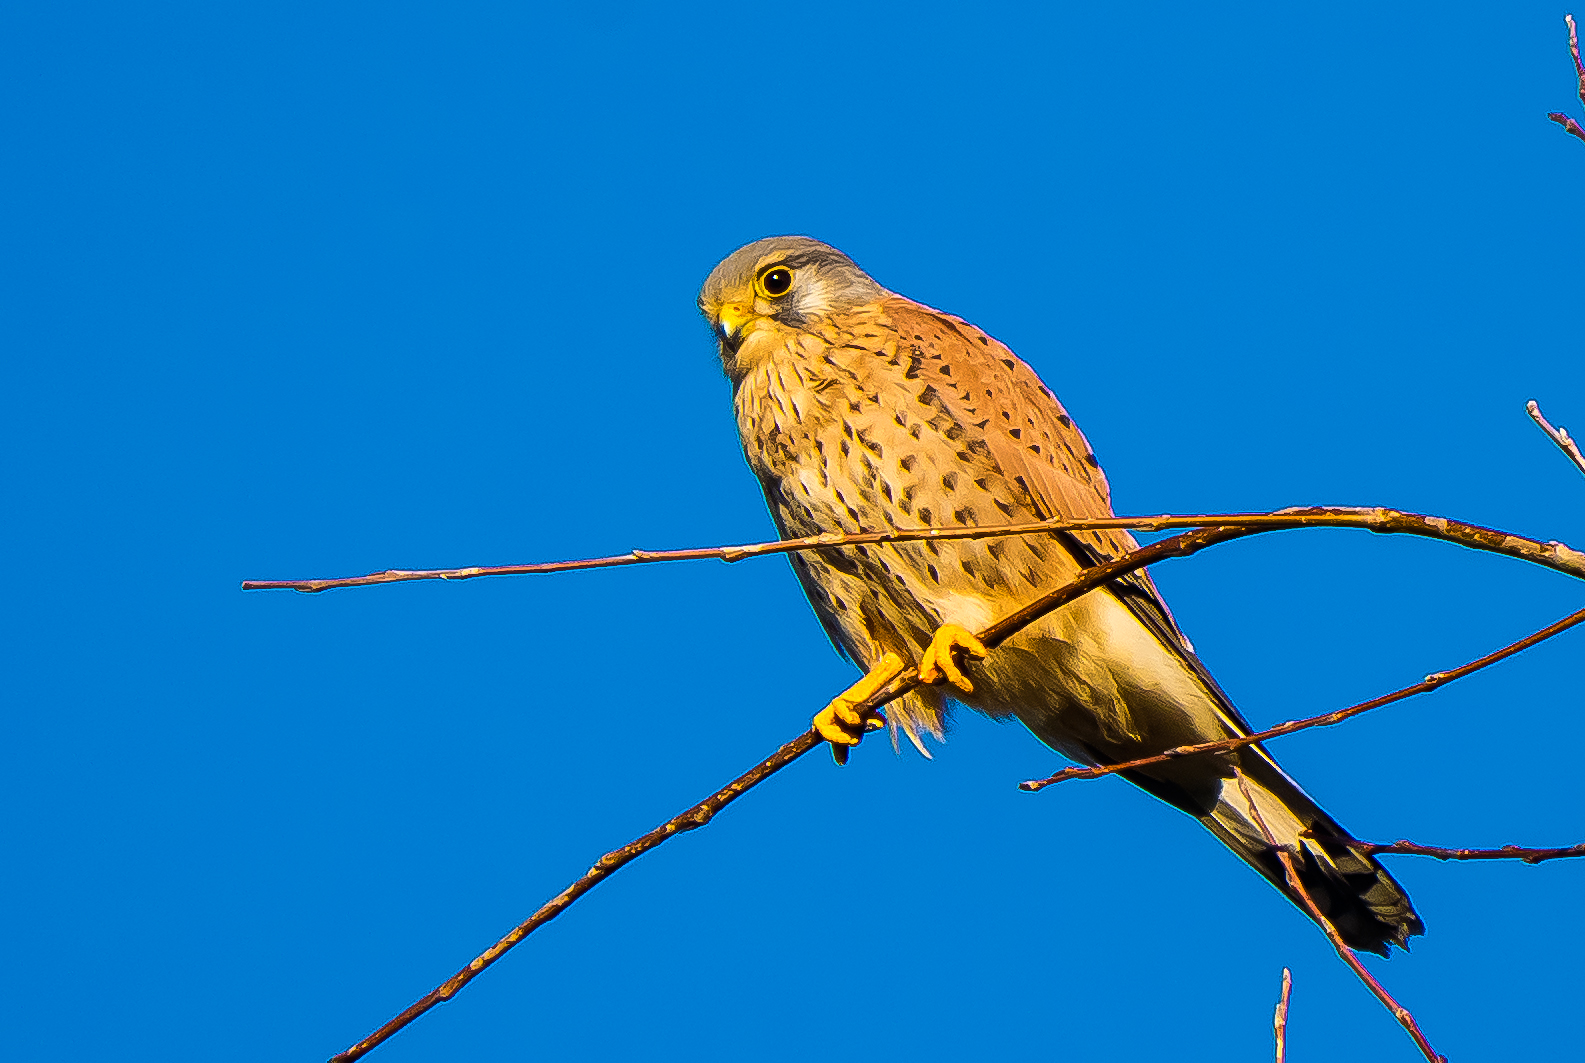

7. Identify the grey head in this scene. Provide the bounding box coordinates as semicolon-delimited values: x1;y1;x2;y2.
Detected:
697;236;888;357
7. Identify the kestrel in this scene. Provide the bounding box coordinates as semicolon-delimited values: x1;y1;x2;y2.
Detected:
699;236;1423;955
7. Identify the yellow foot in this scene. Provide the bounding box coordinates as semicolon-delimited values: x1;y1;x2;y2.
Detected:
917;623;989;693
813;652;905;765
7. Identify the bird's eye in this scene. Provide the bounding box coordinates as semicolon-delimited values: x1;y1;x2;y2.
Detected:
757;267;794;298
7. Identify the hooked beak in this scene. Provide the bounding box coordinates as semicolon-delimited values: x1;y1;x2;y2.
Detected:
715;302;754;350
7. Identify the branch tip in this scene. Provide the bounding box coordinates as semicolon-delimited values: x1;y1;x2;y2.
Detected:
1554;16;1585;142
1527;401;1585;477
1273;968;1292;1063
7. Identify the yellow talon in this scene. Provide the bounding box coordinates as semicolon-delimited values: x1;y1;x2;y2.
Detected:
813;652;904;765
917;623;989;693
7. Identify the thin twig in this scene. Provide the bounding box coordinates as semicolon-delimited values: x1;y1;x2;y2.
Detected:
1564;14;1585;123
1528;400;1585;477
242;506;1585;592
1273;968;1292;1063
1354;838;1585;864
1235;776;1445;1063
1549;14;1585;143
1021;604;1585;790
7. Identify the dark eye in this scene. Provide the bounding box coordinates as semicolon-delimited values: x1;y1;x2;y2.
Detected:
758;267;794;298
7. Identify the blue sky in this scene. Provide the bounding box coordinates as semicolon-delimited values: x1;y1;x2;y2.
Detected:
4;3;1582;1060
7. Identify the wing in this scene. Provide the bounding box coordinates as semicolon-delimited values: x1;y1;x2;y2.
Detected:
879;297;1259;737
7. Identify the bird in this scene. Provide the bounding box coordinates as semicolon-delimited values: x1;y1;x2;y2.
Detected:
698;235;1424;956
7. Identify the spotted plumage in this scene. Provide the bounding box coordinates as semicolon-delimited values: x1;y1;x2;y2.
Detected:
700;236;1423;956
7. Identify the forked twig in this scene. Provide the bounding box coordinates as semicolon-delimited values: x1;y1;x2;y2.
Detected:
243;506;1585;593
1021;605;1585;791
1235;776;1445;1063
1273;968;1292;1063
1548;14;1585;144
1528;400;1585;477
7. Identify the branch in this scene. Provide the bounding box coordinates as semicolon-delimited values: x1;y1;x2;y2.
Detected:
1020;604;1585;790
1235;776;1446;1063
325;513;1580;1059
1550;14;1585;144
1354;839;1585;864
241;506;1585;593
309;423;1585;1056
1273;968;1292;1063
1528;400;1585;478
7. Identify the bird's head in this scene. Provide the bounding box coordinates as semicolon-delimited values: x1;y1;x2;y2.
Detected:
698;236;885;379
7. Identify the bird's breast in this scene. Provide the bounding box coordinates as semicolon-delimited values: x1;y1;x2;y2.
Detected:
734;330;1080;628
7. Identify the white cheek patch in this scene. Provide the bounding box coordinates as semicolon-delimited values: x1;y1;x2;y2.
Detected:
793;275;833;319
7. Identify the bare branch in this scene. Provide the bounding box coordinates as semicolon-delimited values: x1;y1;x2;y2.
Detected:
1235;776;1446;1063
1021;604;1585;791
1528;400;1585;478
312;415;1585;1058
242;506;1585;593
317;515;1582;1057
1549;15;1585;143
1354;839;1585;864
322;508;1580;1059
1273;968;1292;1063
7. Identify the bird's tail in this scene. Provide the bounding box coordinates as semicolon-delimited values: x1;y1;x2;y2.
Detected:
1199;759;1423;956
